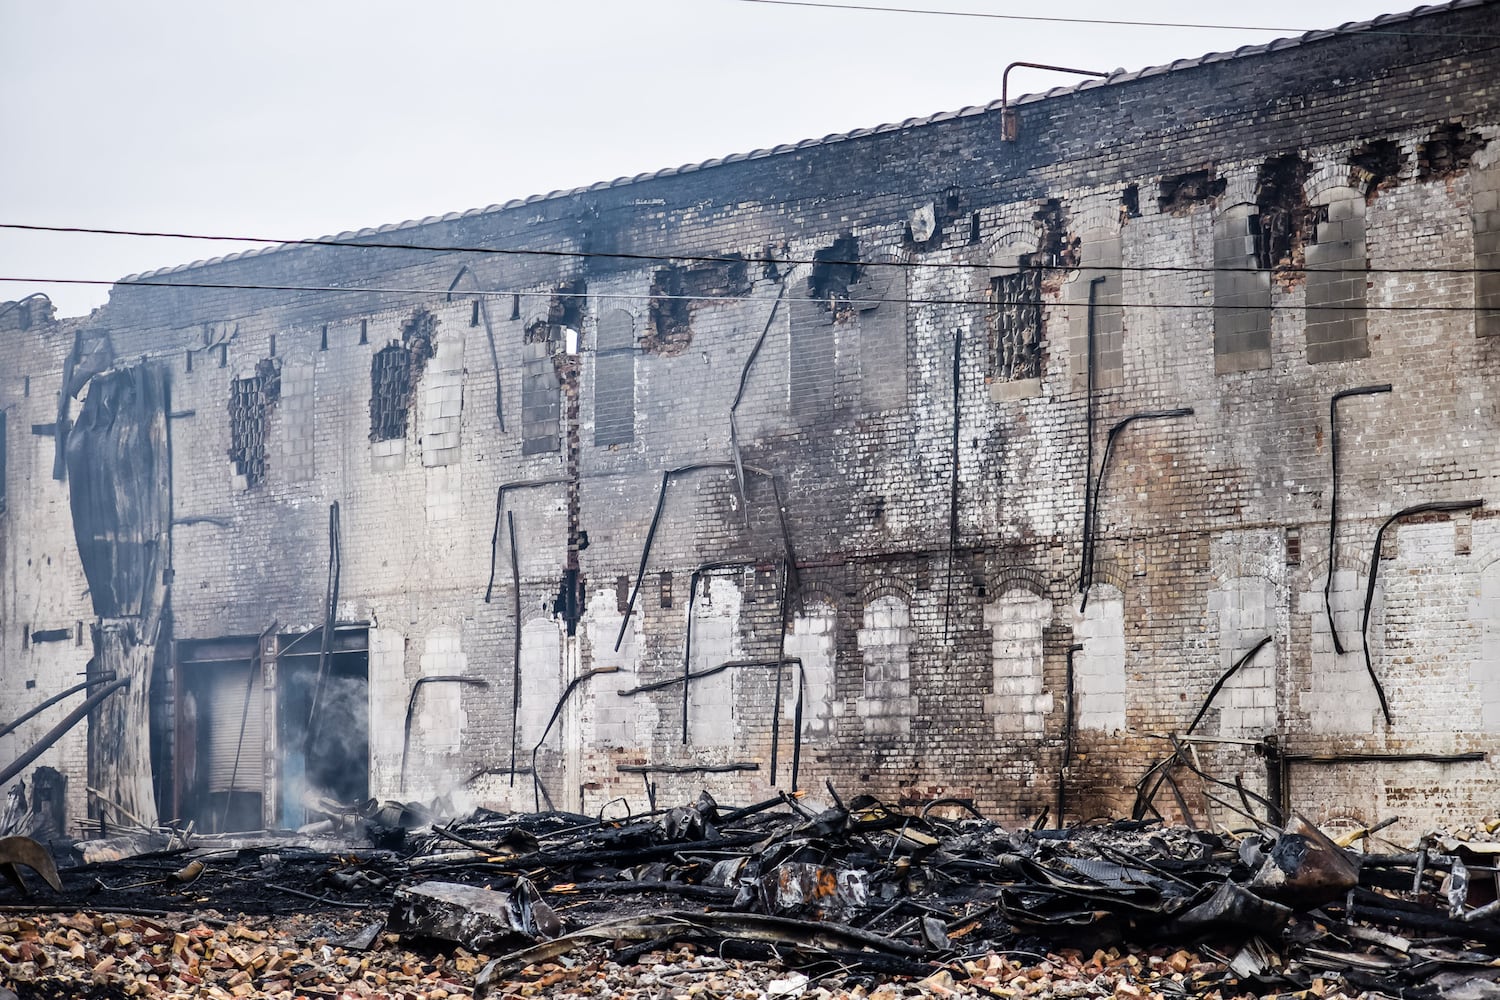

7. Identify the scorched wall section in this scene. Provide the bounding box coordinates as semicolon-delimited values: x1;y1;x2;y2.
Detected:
3;0;1500;838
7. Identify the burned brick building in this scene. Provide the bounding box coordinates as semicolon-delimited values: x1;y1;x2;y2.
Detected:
3;0;1500;843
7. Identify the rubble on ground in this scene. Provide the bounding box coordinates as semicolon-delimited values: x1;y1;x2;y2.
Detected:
3;787;1500;998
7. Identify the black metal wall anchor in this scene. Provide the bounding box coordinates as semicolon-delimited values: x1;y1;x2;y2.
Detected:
1078;408;1195;611
1078;277;1106;605
400;675;490;794
613;461;795;652
1186;634;1274;736
944;328;962;640
529;666;620;812
1325;384;1393;654
1360;498;1483;726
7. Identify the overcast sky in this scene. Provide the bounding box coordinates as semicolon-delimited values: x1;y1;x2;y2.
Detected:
2;0;1415;318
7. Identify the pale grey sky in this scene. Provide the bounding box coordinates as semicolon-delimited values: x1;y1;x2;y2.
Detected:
2;0;1417;317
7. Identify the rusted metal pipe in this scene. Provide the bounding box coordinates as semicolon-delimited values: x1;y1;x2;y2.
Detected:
1001;62;1109;140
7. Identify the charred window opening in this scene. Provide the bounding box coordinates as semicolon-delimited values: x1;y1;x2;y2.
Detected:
228;357;281;487
1033;200;1080;275
1213;205;1272;372
1419;124;1485;180
1120;184;1141;221
1305;187;1369;363
808;236;862;314
645;257;749;354
993;268;1043;382
1158;170;1226;214
1255;154;1315;272
1349;139;1406;199
368;309;439;443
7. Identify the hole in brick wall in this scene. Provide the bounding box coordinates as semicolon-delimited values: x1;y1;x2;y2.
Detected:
645;257;749;354
1286;528;1301;565
1120;184;1140;220
228;357;281;487
1418;123;1485;180
615;575;630;614
970;211;982;243
471;300;481;327
320;325;328;351
1157;170;1227;214
1033;199;1080;278
808;236;862;315
367;308;439;442
1349;139;1406;200
659;571;673;609
359;319;368;345
1255;154;1315;272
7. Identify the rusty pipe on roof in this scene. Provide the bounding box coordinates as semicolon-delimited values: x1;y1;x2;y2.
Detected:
1001;63;1110;141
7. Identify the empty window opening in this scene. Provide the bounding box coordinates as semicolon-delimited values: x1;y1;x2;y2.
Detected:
809;235;862;312
1255;154;1315;272
1305;187;1369;363
1419;123;1485;180
1213;204;1272;372
1349;139;1406;199
228;357;281;487
1158;170;1226;214
594;309;636;446
645;257;749;354
1120;184;1141;221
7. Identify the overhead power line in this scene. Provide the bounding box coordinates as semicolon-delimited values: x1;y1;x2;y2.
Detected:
3;274;1496;315
6;222;1500;278
724;0;1500;40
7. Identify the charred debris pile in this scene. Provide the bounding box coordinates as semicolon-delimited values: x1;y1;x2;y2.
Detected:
5;789;1500;998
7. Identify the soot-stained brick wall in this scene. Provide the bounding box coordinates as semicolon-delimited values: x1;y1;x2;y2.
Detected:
4;1;1500;837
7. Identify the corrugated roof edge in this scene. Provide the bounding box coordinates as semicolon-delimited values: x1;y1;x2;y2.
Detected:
121;0;1479;283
